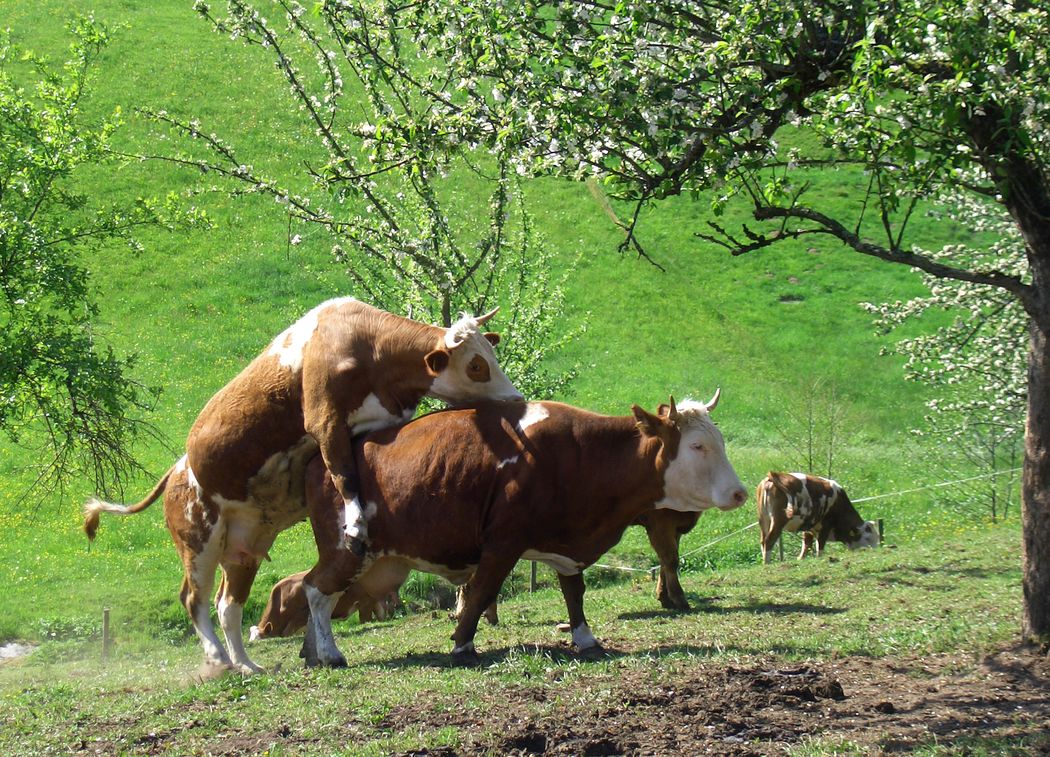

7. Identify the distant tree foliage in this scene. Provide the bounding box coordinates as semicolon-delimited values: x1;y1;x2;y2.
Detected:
0;19;204;496
189;0;1050;636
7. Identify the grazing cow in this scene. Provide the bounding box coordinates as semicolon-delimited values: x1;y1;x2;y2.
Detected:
249;508;699;642
756;472;879;563
298;393;747;667
83;298;521;674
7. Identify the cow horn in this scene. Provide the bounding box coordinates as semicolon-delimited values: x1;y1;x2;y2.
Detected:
667;395;680;423
475;306;499;326
704;387;721;412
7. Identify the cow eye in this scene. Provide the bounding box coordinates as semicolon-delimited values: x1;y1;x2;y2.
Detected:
467;356;490;382
691;442;706;452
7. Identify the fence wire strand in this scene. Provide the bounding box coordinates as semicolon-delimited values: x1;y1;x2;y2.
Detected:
582;466;1022;576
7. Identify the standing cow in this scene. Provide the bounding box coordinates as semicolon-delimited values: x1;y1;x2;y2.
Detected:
756;471;879;563
83;297;521;674
249;507;701;642
298;393;747;668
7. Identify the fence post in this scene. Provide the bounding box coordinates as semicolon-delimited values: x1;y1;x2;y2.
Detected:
530;561;537;592
102;607;111;660
878;518;885;543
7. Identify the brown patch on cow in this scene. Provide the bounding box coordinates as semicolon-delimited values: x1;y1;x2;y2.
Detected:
466;354;491;382
163;468;219;557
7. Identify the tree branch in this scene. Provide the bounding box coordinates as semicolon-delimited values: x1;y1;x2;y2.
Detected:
750;204;1036;311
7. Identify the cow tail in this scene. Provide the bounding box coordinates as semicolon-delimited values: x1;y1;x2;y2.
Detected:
83;465;175;540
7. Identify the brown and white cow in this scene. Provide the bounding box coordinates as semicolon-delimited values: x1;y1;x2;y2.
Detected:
83;297;521;674
756;472;879;563
298;393;747;667
249;507;701;642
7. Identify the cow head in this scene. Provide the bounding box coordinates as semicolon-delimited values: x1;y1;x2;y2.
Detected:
634;390;747;513
844;520;880;550
424;308;524;404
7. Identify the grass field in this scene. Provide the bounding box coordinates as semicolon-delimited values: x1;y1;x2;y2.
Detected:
0;2;1040;753
0;524;1031;755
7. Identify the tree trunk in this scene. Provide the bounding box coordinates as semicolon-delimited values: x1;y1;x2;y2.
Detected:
1023;315;1050;644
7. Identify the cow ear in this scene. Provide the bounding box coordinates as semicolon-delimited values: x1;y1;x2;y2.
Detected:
632;404;663;437
483;331;500;346
424;349;450;376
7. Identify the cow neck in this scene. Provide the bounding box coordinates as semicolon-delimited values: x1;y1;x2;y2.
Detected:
592;416;673;511
366;315;444;412
367;311;444;363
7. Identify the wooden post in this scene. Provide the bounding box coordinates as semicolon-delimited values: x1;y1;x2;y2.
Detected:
778;536;784;561
878;518;885;543
102;607;111;660
530;561;537;592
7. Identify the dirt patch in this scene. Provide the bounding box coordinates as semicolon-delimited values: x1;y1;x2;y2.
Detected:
386;643;1050;755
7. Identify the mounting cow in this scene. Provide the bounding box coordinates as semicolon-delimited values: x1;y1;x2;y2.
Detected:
756;471;879;563
297;394;747;667
83;297;521;674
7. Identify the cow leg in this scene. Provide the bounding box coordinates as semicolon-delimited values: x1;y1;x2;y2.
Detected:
302;375;371;555
644;518;689;610
761;516;785;565
450;552;516;662
301;577;347;669
799;532;815;559
178;531;232;671
163;469;235;672
216;561;264;673
300;551;368;668
455;584;499;626
557;572;601;652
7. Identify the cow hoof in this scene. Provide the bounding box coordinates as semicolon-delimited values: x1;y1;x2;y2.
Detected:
303;652;348;669
575;643;606;658
659;597;691;611
451;648;481;667
234;661;265;675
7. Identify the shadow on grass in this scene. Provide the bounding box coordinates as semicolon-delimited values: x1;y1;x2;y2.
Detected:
618;597;846;621
367;639;871;670
373;643;629;670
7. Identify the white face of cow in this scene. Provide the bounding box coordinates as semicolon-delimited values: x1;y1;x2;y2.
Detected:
425;310;524;405
650;392;748;513
846;520;880;550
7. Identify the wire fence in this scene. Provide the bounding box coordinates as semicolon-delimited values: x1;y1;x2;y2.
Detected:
581;466;1023;577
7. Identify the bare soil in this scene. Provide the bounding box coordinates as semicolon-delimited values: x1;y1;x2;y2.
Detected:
384;642;1050;755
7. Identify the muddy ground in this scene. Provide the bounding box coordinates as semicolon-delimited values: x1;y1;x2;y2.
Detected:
382;643;1050;755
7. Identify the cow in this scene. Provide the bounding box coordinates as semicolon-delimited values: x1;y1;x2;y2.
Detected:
248;570;499;640
756;472;879;563
248;507;700;642
296;393;747;668
83;297;521;674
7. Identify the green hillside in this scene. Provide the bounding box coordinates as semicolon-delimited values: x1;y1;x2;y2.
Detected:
0;0;1011;649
